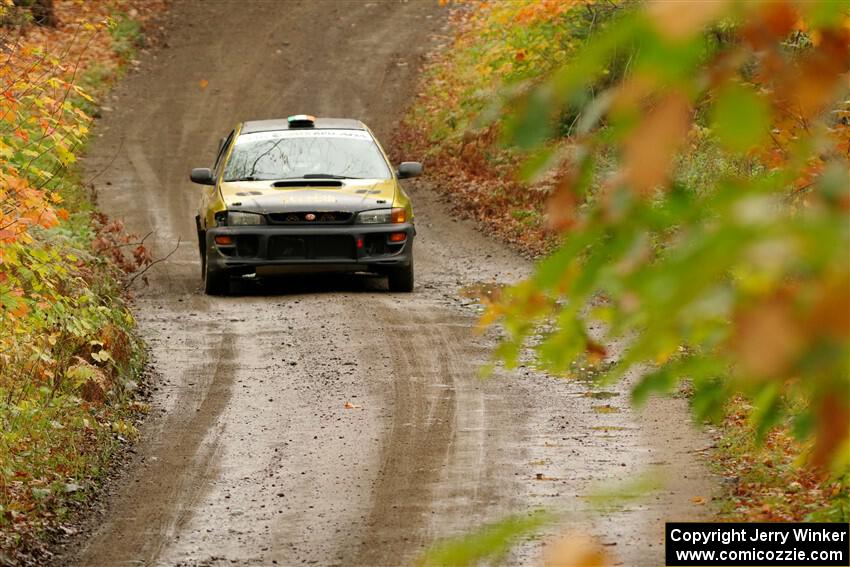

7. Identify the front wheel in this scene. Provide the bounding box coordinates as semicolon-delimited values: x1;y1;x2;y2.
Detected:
387;257;414;293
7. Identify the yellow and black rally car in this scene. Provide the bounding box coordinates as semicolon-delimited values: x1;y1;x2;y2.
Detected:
190;115;421;295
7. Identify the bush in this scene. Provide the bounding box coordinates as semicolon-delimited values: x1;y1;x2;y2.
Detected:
0;1;157;558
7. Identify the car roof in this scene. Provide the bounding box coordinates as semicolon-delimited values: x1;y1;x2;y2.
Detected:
240;117;366;134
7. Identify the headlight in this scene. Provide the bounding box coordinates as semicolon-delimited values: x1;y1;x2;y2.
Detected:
356;207;407;224
227;211;265;225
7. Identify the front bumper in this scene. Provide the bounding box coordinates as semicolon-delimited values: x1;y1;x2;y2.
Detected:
205;222;414;276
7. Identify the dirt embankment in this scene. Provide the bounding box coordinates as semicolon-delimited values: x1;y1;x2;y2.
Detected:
55;2;716;565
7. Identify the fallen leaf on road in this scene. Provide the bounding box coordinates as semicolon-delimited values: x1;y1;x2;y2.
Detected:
535;473;559;481
692;496;706;505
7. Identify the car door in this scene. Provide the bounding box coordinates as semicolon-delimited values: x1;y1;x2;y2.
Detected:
200;129;234;229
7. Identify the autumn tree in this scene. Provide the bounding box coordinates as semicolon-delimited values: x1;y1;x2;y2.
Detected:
483;0;850;472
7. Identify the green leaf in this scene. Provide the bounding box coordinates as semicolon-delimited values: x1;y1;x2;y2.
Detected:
518;145;557;183
800;0;850;27
792;411;815;441
749;382;782;442
505;85;553;150
419;511;550;567
584;473;662;510
631;366;677;406
710;84;770;153
691;376;729;423
634;31;709;86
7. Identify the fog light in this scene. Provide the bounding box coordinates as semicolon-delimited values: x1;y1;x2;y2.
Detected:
389;232;407;243
215;235;234;246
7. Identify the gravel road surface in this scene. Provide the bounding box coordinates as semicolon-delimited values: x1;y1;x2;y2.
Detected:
61;1;715;565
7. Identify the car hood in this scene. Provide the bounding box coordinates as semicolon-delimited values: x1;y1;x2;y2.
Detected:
219;178;396;213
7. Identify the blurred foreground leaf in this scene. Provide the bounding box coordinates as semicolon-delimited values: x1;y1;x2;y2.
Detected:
419;511;551;567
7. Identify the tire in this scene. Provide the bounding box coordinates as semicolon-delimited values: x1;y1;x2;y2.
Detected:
196;221;206;277
203;251;229;296
387;257;414;292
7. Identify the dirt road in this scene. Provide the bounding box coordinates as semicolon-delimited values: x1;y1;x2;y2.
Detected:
62;1;715;565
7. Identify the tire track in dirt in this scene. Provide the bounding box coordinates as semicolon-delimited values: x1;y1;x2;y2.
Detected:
80;327;235;564
354;309;459;565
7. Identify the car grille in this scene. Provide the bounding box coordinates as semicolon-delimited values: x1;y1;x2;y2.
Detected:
267;211;354;224
267;235;356;260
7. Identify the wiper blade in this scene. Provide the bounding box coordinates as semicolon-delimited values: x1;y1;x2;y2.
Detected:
225;176;261;182
301;173;362;179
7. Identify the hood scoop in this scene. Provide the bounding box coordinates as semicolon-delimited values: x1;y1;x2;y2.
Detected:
273;180;343;188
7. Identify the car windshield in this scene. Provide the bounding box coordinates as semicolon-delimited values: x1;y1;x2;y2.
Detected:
223;129;391;181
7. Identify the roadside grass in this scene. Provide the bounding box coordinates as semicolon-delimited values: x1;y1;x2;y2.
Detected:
397;0;847;527
108;13;144;62
74;63;115;119
0;1;165;561
713;398;849;523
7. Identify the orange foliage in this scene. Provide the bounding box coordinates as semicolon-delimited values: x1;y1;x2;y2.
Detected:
514;0;579;26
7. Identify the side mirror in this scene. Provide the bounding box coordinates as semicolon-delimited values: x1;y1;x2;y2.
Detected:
397;161;423;179
190;167;215;185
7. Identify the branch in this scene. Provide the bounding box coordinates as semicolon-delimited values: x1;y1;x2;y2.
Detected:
113;230;153;249
122;237;181;290
84;135;125;186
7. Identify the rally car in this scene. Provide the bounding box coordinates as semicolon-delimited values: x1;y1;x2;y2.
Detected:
190;115;421;295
